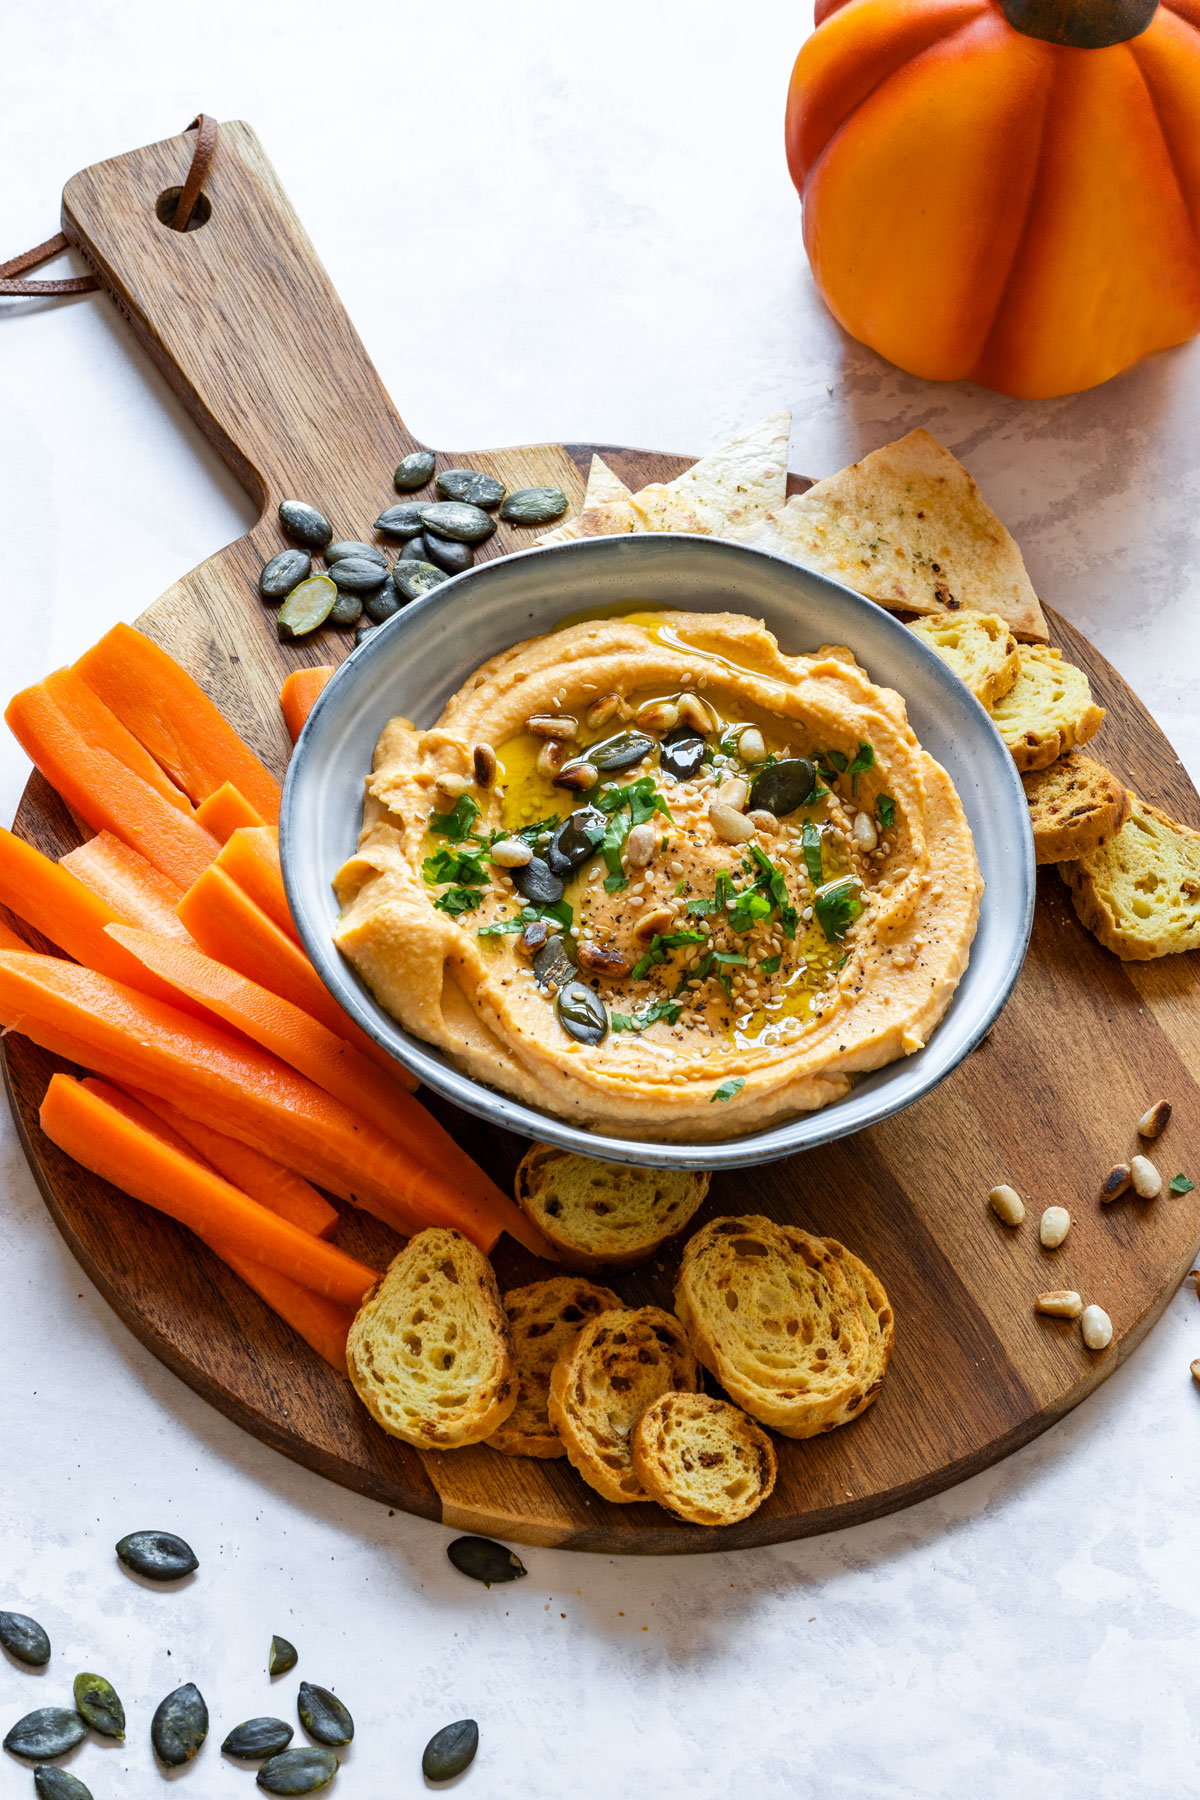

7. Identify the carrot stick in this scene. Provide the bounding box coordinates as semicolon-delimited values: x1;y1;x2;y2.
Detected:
106;925;420;1130
60;833;190;940
280;666;335;743
195;782;266;842
74;623;282;823
215;826;298;943
6;681;221;888
0;914;30;954
40;668;194;813
0;951;534;1252
40;1074;378;1307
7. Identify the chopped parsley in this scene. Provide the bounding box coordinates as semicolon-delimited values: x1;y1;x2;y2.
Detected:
728;888;771;933
604;873;628;894
1169;1173;1195;1196
814;748;847;783
594;776;672;876
876;794;896;830
629;930;704;981
612;997;684;1033
428;794;480;841
685;896;719;916
710;1077;745;1103
423;844;487;888
476;917;526;937
433;886;483;916
801;821;824;889
846;741;875;795
747;843;798;937
759;954;782;975
814;876;864;943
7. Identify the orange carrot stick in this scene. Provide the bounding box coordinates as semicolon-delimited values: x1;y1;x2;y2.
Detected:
6;681;221;888
195;782;266;842
280;666;335;744
0;914;30;953
215;826;297;943
60;833;190;940
74;623;282;822
40;668;194;813
41;1074;378;1307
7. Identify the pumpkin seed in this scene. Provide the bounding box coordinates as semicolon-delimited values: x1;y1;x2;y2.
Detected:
277;576;337;641
436;468;505;510
422;1718;479;1782
326;556;387;594
748;757;817;819
400;534;429;561
116;1529;198;1581
269;1634;299;1676
547;806;606;877
391;561;448;603
423;531;474;575
374;502;426;539
151;1682;209;1765
364;585;403;623
533;933;576;990
329;591;363;627
297;1684;353;1748
3;1709;88;1761
500;485;568;525
511;854;565;907
393;450;437;491
223;1716;295;1759
325;540;387;568
589;729;655;773
34;1769;93;1800
278;501;332;550
556;980;608;1046
257;1747;339;1794
259;548;312;600
659;725;707;782
0;1610;50;1666
417;500;496;544
73;1671;125;1739
446;1536;527;1585
354;621;378;648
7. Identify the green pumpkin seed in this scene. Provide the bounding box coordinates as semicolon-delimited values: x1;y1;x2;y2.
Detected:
556;980;608;1046
364;586;402;623
73;1671;125;1739
327;556;387;594
257;1747;339;1794
394;450;437;491
297;1683;353;1747
533;933;575;990
446;1535;527;1585
747;757;816;818
277;577;337;641
423;531;474;576
269;1634;299;1676
374;502;426;539
3;1709;88;1761
259;548;312;600
223;1716;295;1759
499;485;568;525
0;1610;50;1666
354;621;379;647
325;540;387;568
391;562;448;603
151;1682;209;1766
400;534;429;561
417;500;496;544
436;468;504;510
278;501;332;550
329;589;363;627
34;1768;94;1800
115;1529;198;1581
422;1718;479;1782
589;730;655;773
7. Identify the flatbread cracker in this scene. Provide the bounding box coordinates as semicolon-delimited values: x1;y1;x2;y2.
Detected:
751;429;1047;642
630;409;791;541
534;453;635;543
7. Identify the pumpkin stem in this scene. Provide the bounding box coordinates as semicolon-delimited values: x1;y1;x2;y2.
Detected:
1000;0;1158;47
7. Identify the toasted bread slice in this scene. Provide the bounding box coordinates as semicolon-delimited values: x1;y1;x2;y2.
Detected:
487;1276;622;1459
346;1228;516;1448
547;1306;700;1503
820;1239;894;1427
673;1216;870;1438
632;1393;777;1527
990;644;1105;772
908;612;1020;707
1022;755;1131;865
1059;795;1200;959
514;1144;710;1273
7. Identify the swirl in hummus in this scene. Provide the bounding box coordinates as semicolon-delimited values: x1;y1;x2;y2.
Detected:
333;611;982;1140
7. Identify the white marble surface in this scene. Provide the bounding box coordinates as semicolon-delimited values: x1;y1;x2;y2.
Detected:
3;4;1200;1796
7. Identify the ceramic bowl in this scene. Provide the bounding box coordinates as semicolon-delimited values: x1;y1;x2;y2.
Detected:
282;535;1034;1168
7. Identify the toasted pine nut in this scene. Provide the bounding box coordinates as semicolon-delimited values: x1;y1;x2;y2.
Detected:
554;760;599;791
635;699;680;734
677;693;715;734
472;743;497;787
434;771;469;801
490;838;533;869
748;809;778;834
577;941;632;979
1035;1290;1083;1319
526;713;578;740
635;905;674;942
1080;1305;1113;1351
716;776;749;812
624;823;657;869
988;1184;1025;1226
1039;1206;1071;1249
1099;1163;1131;1204
737;725;767;765
853;810;878;852
536;740;566;779
1130;1154;1162;1199
586;694;622;729
1137;1100;1172;1140
709;801;756;844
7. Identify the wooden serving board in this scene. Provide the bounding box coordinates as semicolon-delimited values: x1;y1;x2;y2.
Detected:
4;120;1200;1553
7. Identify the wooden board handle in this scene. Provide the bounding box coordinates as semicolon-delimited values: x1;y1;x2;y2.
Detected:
61;119;420;517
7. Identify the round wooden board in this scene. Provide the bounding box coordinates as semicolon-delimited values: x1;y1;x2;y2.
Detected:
3;120;1199;1553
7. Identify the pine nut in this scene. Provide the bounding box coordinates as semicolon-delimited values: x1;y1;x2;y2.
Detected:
434;771;469;801
490;838;533;868
748;809;778;834
988;1185;1025;1226
1039;1206;1071;1249
716;776;749;812
577;941;632;979
737;725;767;765
853;810;878;852
536;740;566;779
709;801;755;844
635;905;674;942
586;694;622;729
1080;1305;1113;1351
1137;1100;1171;1139
526;713;578;740
1035;1290;1083;1318
624;823;657;869
554;760;599;791
635;699;680;734
677;693;715;733
472;743;497;787
1099;1163;1131;1204
1130;1155;1162;1199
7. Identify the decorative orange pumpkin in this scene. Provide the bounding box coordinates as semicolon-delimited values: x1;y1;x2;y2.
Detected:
786;0;1200;397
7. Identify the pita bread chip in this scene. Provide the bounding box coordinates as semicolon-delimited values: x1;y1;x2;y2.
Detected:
757;429;1047;642
535;520;582;545
580;454;637;535
631;409;791;542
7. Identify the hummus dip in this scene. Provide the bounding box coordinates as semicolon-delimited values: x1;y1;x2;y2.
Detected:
333;611;982;1140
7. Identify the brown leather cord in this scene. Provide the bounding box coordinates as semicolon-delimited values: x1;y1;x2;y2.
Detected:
0;114;218;298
